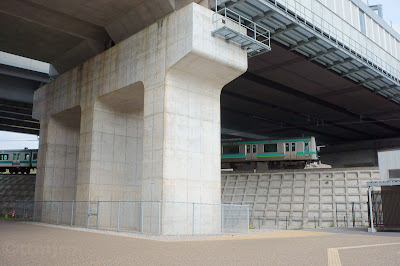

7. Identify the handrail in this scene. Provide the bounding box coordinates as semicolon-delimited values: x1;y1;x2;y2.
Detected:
212;6;271;53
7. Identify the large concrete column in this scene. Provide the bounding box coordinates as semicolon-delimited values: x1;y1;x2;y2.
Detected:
33;3;247;234
34;105;81;224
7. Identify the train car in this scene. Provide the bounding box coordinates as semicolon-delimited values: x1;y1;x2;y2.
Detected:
221;137;318;169
0;148;38;174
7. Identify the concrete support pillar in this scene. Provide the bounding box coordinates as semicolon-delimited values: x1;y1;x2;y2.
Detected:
34;106;80;223
33;3;247;234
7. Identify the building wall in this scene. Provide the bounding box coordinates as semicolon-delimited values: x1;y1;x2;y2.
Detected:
284;0;400;73
222;168;380;228
378;150;400;181
316;0;400;60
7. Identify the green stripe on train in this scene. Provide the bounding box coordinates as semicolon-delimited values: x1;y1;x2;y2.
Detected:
310;152;317;155
221;154;246;159
297;152;304;156
257;152;285;157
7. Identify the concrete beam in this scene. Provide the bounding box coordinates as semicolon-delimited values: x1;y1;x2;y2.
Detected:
0;64;50;83
0;0;109;42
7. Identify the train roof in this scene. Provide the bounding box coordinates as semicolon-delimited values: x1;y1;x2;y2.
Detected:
0;149;38;153
222;137;315;145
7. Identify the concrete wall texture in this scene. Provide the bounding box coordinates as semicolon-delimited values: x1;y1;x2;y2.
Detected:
222;168;380;229
32;3;247;234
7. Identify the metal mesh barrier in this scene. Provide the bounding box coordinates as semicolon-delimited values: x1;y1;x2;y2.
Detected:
222;204;249;233
0;200;249;236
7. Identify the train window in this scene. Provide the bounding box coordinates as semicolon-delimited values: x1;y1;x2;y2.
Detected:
252;145;257;153
222;145;240;154
246;145;250;154
17;154;20;160
264;144;277;153
13;154;16;160
304;142;309;149
25;154;30;160
33;153;37;160
285;143;289;152
291;143;296;151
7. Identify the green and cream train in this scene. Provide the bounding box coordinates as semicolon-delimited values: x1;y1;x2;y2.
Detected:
0;149;38;174
221;137;318;169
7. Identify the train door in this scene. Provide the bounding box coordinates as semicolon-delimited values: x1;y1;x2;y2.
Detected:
284;143;290;159
290;142;296;159
245;145;251;160
251;144;258;160
284;143;296;159
304;141;310;157
12;152;21;166
245;144;258;160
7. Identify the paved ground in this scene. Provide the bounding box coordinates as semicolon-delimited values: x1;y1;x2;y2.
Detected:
0;221;399;265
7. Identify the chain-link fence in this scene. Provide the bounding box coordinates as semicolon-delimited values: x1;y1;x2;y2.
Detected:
0;200;249;235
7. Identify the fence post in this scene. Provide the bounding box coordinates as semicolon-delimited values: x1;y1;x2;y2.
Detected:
96;201;99;230
71;200;74;226
286;215;287;230
158;200;161;236
352;202;355;228
117;200;120;232
57;201;60;225
87;200;91;229
221;204;224;234
141;201;144;234
33;201;36;222
314;216;316;228
23;200;26;220
192;202;195;235
368;186;375;232
335;202;338;227
247;206;250;233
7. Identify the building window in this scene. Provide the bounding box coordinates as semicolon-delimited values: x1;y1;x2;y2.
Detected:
359;10;366;35
222;145;240;154
388;169;400;179
264;144;278;153
0;154;9;160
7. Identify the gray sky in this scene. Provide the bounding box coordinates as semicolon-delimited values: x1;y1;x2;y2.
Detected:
0;0;399;150
0;131;38;150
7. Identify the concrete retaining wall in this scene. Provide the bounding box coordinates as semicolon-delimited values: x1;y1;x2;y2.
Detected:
222;168;380;229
